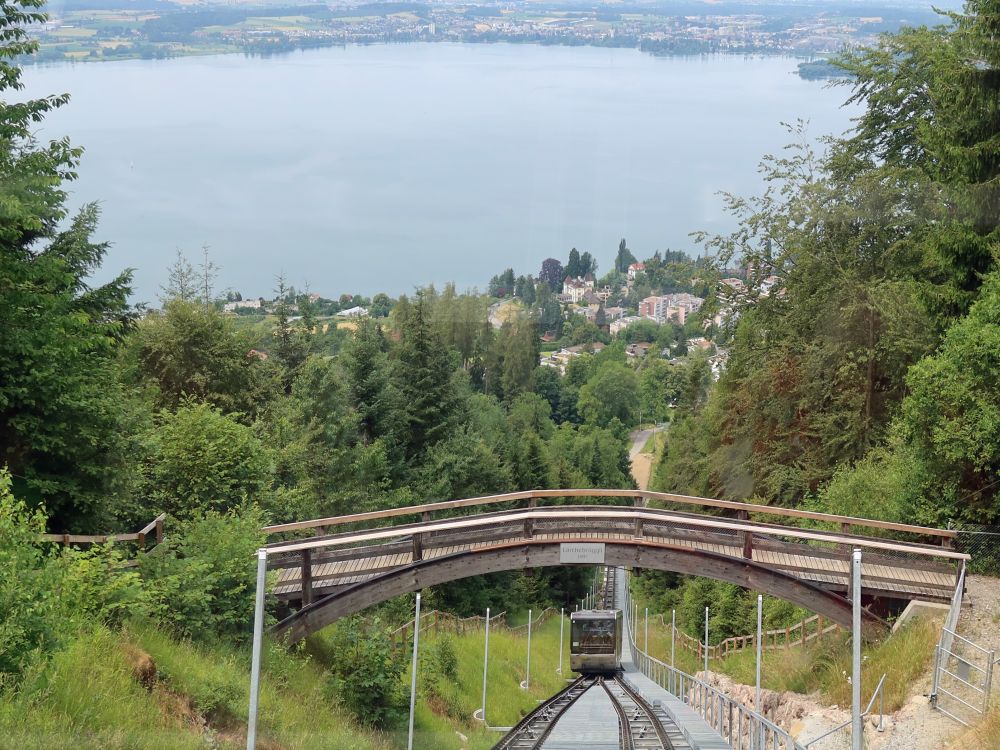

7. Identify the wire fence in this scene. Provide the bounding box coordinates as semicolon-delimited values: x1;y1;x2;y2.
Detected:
389;606;561;655
950;523;1000;575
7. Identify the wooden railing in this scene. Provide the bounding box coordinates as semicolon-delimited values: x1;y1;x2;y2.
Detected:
39;513;166;550
263;489;958;548
653;613;842;662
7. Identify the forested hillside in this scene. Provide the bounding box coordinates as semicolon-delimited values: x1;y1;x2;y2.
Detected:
644;0;999;636
2;0;999;745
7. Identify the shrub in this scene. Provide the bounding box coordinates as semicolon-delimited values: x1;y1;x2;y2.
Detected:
140;505;269;643
0;469;66;679
322;617;406;728
139;400;272;519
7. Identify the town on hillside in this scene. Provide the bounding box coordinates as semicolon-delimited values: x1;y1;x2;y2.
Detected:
204;241;779;384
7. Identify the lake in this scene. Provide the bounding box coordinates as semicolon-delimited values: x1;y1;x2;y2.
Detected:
22;43;857;303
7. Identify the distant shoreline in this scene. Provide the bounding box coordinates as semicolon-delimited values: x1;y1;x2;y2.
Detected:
21;37;837;80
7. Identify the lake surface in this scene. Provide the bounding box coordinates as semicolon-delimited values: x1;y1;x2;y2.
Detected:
23;44;857;303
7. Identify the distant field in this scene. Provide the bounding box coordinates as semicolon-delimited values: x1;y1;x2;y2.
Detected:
51;26;98;38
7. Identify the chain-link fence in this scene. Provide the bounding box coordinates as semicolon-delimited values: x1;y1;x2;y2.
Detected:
950;523;1000;575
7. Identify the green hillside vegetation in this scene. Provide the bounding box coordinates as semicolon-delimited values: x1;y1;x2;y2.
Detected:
647;0;1000;613
398;615;572;750
0;620;392;750
2;0;999;744
636;606;940;714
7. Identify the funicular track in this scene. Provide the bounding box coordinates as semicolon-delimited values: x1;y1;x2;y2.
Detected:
492;567;683;750
601;675;685;750
491;673;681;750
492;675;596;750
600;566;616;609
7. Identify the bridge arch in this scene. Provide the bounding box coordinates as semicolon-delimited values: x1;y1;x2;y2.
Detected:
272;538;882;642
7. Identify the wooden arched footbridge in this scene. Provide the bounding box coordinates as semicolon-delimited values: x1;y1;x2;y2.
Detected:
262;489;967;642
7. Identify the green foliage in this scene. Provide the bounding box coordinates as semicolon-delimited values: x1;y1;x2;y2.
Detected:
321;617;406;728
1;78;135;526
614;238;638;274
139;506;268;643
341;318;401;447
58;543;149;629
417;428;514;499
0;470;148;680
0;469;65;679
130;299;276;419
422;634;458;688
139;400;272;518
899;271;1000;522
577;361;639;428
394;296;460;460
0;626;205;750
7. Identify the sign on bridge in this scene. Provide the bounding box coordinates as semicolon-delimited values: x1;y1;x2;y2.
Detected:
560;542;606;564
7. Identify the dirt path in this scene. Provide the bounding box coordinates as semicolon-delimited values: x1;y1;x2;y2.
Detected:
628;426;664;490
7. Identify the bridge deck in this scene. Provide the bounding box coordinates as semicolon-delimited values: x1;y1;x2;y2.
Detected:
270;509;960;606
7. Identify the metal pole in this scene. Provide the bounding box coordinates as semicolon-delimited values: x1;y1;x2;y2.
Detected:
644;607;649;653
525;608;533;689
407;592;422;750
246;549;268;750
670;609;676;668
558;608;564;674
852;549;862;750
704;606;710;675
481;607;490;723
756;594;763;750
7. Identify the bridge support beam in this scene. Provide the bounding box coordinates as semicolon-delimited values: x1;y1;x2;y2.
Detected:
273;540;886;643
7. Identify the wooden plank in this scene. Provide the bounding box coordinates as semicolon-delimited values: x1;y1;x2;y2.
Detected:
262;488;957;540
266;508;967;561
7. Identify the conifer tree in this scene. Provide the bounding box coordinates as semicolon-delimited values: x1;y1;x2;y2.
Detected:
394;296;458;459
0;0;135;528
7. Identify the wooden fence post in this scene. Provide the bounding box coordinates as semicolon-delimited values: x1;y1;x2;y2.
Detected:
737;510;753;559
301;549;313;606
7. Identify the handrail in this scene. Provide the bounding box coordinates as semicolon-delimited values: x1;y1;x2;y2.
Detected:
264;506;969;561
39;513;166;547
262;488;958;542
623;569;805;749
801;673;886;748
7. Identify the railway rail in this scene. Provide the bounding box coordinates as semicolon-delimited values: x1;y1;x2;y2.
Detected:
492;675;595;750
600;675;681;750
491;672;687;750
599;566;616;609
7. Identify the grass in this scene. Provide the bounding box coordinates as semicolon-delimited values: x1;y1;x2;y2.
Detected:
0;626;203;750
640;432;659;454
0;610;577;750
636;609;940;713
948;707;1000;749
0;607;936;748
0;621;390;750
406;614;574;750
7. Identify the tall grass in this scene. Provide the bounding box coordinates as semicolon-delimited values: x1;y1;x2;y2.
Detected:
632;607;939;713
948;707;1000;750
404;614;574;750
0;626;203;750
0;621;391;750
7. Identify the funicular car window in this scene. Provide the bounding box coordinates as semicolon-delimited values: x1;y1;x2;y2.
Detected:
572;618;615;652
